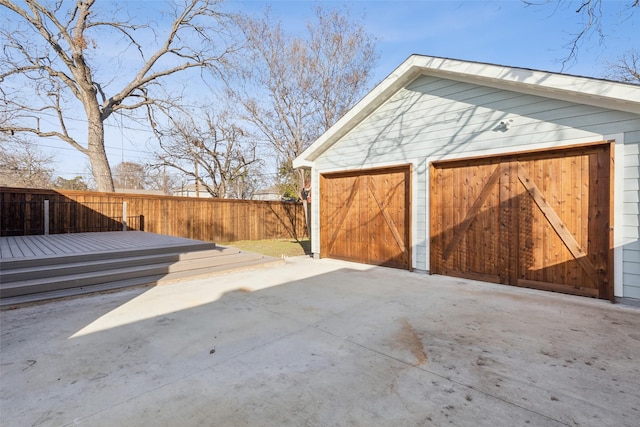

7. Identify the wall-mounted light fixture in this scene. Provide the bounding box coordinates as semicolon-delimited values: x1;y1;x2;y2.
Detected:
500;119;513;131
496;118;513;132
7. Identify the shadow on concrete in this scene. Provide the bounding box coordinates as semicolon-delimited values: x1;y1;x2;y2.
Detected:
2;261;640;426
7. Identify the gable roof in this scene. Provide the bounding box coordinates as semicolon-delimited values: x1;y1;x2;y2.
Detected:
293;54;640;168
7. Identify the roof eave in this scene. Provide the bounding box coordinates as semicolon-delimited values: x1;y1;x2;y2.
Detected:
422;57;640;115
292;159;313;169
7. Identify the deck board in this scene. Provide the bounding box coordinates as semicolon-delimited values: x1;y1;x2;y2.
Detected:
29;236;58;256
0;231;215;261
0;241;12;259
19;237;45;257
8;237;27;258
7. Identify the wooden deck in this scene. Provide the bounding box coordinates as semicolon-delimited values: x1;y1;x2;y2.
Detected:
1;231;284;307
0;231;214;260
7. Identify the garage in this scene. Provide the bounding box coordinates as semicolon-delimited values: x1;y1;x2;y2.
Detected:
430;142;613;300
294;55;640;302
320;166;411;270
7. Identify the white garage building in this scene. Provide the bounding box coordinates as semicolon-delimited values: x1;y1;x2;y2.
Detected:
293;55;640;302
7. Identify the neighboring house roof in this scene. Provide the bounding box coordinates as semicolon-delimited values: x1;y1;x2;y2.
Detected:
114;188;166;196
252;187;281;201
177;184;213;197
293;54;640;168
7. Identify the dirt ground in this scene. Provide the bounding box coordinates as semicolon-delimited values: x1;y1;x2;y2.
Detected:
220;238;311;258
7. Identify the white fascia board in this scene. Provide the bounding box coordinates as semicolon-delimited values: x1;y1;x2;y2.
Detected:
419;56;640;115
293;54;640;168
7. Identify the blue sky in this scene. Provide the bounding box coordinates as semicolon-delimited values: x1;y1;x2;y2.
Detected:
21;0;639;181
229;0;638;83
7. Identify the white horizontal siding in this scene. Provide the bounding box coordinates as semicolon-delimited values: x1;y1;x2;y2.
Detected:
626;165;640;179
624;279;640;298
624;239;640;251
624;261;640;275
313;74;640;294
623;226;639;240
625;190;639;204
623;238;640;297
318;121;638;171
622;128;640;295
625;214;640;227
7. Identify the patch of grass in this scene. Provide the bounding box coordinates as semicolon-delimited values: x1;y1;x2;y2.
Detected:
220;238;311;258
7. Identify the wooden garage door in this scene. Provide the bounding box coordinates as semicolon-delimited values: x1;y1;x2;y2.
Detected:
430;142;613;300
320;166;411;270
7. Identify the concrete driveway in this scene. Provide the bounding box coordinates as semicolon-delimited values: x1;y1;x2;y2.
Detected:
1;257;639;427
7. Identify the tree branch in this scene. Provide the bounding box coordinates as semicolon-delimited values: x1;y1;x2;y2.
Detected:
1;124;87;153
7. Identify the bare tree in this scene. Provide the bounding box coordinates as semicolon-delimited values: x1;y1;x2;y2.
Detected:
145;165;182;195
523;0;639;68
232;6;378;191
53;175;90;191
224;169;261;200
112;161;182;194
112;161;149;190
605;49;640;83
0;135;54;188
156;109;262;198
0;0;238;191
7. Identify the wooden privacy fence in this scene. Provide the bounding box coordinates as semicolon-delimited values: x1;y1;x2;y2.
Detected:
0;187;307;242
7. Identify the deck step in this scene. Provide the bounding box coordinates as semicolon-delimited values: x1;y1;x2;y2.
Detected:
0;247;242;282
0;240;284;307
0;256;284;308
0;241;217;270
0;251;275;299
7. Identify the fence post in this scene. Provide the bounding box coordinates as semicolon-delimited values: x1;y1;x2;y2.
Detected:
122;202;127;231
44;199;50;235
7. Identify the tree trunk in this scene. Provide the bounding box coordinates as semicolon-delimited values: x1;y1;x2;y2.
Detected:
87;115;114;192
